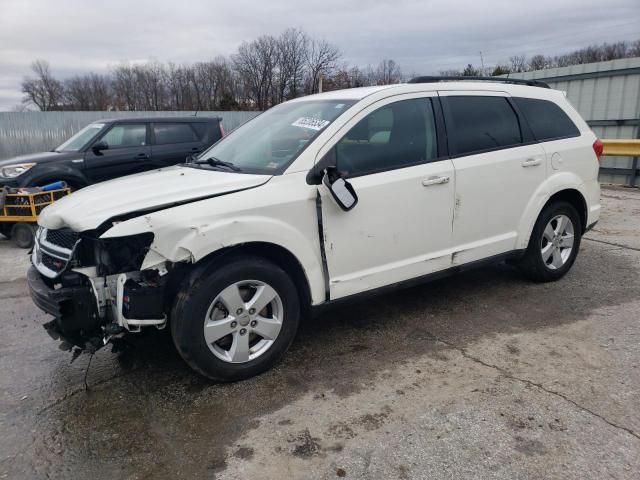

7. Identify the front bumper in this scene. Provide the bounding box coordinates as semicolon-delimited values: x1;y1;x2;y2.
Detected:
27;266;104;351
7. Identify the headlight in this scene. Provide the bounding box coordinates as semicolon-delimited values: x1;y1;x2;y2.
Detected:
1;163;36;178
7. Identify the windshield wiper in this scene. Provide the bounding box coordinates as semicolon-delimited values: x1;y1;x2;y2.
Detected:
196;156;241;172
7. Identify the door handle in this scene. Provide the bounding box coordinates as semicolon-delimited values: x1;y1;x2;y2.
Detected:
522;158;542;167
422;176;450;187
135;153;149;159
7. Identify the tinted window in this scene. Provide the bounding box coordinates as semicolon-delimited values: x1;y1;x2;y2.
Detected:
100;124;147;149
443;96;522;156
192;122;221;143
336;98;438;177
154;123;198;145
513;97;580;141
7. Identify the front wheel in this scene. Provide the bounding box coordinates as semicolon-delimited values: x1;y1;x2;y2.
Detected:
171;255;300;381
518;201;582;282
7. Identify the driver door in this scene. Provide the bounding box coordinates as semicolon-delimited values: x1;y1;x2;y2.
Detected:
320;94;455;300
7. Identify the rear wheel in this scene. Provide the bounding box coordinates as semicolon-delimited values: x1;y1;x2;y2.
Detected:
518;201;581;282
171;255;300;381
11;222;36;249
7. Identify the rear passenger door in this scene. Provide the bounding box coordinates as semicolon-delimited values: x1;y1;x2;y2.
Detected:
150;122;205;166
440;91;547;264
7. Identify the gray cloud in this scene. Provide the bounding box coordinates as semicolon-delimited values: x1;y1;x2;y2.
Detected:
1;0;638;110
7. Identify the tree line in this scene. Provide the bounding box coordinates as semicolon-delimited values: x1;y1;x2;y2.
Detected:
20;28;402;112
20;34;640;112
443;39;640;77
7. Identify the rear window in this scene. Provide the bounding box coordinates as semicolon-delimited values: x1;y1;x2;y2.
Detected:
442;96;522;156
513;97;580;141
191;121;222;143
153;123;198;145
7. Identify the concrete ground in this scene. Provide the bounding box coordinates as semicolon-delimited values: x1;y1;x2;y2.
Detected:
0;186;639;480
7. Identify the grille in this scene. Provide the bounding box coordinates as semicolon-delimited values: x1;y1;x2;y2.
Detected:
45;228;79;250
40;251;66;273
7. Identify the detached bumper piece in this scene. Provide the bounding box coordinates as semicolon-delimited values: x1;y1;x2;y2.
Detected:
27;266;104;352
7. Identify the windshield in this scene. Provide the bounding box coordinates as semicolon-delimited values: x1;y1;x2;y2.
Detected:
190;99;356;174
56;123;106;152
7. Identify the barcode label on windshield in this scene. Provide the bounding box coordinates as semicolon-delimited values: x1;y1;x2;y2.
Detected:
291;117;330;131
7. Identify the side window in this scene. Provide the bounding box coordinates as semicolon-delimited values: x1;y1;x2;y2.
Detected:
336;98;438;177
513;97;580;141
443;96;522;156
100;124;147;149
192;122;222;144
153;123;199;145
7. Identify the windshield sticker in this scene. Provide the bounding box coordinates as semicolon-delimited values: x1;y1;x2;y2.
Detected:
335;103;345;109
266;162;279;169
291;117;330;131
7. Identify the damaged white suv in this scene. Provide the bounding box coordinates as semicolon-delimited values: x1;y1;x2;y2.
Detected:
29;77;602;381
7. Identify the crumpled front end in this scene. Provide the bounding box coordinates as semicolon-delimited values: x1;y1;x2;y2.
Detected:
29;225;173;352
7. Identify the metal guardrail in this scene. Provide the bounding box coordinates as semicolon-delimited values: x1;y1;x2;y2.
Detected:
600;139;640;187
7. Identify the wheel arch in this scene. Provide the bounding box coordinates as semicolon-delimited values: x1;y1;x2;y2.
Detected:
21;164;89;189
169;242;314;318
518;174;590;250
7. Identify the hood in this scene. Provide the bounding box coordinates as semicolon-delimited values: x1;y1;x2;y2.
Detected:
0;151;75;167
39;166;272;232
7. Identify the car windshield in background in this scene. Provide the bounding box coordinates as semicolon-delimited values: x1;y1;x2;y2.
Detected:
55;123;106;152
190;100;356;174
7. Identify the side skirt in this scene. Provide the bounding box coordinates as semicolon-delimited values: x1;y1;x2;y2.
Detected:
311;249;525;315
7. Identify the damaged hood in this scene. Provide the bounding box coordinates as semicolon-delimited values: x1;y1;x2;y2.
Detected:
39;166;272;232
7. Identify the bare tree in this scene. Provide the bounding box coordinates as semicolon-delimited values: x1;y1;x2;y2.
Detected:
111;64;138;110
21;60;65;110
233;35;279;109
509;55;527;73
305;38;341;94
374;59;402;84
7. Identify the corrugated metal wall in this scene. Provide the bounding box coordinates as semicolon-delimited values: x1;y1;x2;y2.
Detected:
504;57;640;186
0;111;261;161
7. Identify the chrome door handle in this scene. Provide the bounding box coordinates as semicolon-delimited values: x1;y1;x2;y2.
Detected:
422;176;450;186
522;158;542;167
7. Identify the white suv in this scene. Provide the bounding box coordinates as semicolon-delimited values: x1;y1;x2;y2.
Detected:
28;77;602;381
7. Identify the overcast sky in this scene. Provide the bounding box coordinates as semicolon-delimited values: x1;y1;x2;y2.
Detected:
0;0;639;110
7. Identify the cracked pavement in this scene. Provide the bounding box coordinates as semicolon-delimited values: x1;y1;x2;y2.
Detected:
1;186;639;479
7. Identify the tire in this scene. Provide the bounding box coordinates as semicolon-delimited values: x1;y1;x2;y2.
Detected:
518;201;582;282
171;255;300;381
11;222;36;249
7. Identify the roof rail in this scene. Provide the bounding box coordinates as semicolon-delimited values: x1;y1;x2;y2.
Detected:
407;76;550;89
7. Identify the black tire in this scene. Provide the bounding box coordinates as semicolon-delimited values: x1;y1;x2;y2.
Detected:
11;222;36;249
518;201;582;282
171;255;300;382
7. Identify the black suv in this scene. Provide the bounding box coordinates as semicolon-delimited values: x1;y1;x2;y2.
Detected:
0;117;224;189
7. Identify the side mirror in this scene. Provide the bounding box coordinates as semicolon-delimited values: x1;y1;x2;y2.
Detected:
92;141;108;155
306;147;337;185
185;154;197;164
322;167;358;211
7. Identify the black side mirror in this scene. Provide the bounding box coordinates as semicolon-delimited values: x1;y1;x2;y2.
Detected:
92;141;108;155
322;167;358;211
306;147;337;185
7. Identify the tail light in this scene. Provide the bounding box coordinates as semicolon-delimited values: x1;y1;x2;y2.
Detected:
592;139;604;163
220;123;225;138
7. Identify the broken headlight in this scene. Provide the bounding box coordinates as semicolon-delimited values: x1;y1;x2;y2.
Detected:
76;232;154;276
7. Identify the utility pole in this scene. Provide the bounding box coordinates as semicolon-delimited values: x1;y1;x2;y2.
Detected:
318;74;323;93
479;51;485;75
